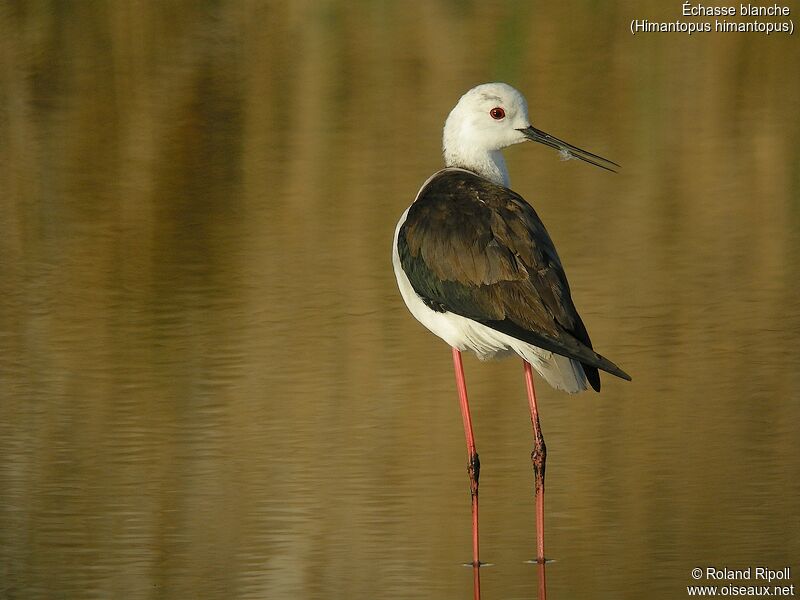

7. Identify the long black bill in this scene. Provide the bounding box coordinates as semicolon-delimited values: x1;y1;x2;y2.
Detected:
519;126;620;173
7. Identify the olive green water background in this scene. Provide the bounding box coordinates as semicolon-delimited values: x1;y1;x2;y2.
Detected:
1;2;799;599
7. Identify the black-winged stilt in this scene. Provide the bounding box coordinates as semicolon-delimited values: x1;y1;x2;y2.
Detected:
393;83;631;568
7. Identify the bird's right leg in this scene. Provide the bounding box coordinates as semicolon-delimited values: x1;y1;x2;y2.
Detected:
452;347;481;569
523;360;547;563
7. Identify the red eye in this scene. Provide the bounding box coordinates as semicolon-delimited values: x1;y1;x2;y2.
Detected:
490;107;505;120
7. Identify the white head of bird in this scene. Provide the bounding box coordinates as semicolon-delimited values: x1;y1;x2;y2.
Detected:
442;82;618;188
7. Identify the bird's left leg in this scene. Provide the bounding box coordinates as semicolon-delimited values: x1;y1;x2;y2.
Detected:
523;360;547;563
452;347;481;568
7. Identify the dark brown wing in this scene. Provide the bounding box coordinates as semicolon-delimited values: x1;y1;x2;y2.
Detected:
397;169;631;388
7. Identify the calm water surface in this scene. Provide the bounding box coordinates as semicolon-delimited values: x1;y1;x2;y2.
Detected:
1;2;799;599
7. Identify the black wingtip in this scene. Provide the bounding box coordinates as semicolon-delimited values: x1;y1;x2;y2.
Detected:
596;356;632;383
588;361;631;392
584;364;601;392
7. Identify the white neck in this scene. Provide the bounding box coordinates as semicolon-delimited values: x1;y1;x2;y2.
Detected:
443;144;510;187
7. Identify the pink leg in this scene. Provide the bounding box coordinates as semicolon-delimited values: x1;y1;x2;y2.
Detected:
452;347;481;571
524;360;547;563
536;560;548;600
